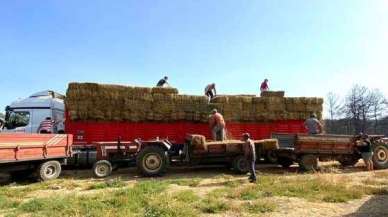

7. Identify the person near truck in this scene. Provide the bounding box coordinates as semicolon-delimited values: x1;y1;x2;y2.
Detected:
260;79;269;93
156;76;169;87
38;117;55;134
304;113;323;135
205;83;217;101
243;133;257;183
209;109;225;141
356;134;374;171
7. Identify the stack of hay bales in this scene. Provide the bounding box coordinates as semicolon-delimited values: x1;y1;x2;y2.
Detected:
66;83;323;123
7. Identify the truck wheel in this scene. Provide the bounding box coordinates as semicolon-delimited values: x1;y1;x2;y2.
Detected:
373;142;388;169
232;155;249;174
136;146;169;177
299;155;318;171
278;157;294;168
37;161;61;181
265;151;278;164
338;156;359;167
93;160;113;178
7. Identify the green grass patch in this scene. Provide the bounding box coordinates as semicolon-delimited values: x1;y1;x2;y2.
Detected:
87;178;126;190
166;178;202;187
244;200;277;214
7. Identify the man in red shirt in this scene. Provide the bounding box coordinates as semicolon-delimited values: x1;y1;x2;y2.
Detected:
209;109;225;141
260;79;269;93
38;117;55;134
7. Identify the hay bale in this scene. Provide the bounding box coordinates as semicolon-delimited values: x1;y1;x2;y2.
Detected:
261;91;285;97
151;87;178;95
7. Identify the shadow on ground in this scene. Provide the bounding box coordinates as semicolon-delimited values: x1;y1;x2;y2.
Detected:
344;195;388;217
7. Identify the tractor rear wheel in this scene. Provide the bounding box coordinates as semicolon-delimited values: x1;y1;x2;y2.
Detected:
136;146;169;177
373;142;388;169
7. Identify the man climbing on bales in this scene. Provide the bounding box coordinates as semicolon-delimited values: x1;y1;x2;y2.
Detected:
243;133;257;183
304;113;323;135
260;79;269;93
204;83;217;101
209;109;225;141
156;76;169;87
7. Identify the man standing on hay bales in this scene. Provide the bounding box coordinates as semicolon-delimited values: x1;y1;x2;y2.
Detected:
243;133;257;183
204;83;217;101
209;109;225;141
260;79;269;93
304;113;323;135
156;76;169;87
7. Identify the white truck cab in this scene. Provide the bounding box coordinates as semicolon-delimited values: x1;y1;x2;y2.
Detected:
1;90;65;133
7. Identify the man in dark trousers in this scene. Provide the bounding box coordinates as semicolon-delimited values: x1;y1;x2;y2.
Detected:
204;83;217;100
356;134;374;171
156;76;169;87
243;133;257;183
208;109;225;141
260;79;269;93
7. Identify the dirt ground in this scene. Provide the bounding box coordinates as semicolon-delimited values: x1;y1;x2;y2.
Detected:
2;162;388;217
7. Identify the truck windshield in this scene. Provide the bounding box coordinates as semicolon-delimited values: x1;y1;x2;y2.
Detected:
5;111;30;130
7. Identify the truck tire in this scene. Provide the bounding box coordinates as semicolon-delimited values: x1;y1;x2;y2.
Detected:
299;154;318;171
278;157;294;168
37;160;61;181
338;156;359;167
232;155;249;174
93;160;113;178
136;146;169;177
373;142;388;169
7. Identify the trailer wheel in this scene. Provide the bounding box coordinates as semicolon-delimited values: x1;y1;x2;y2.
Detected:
93;160;113;178
278;157;294;168
137;146;168;177
373;142;388;169
232;155;249;174
37;161;61;181
265;150;278;164
299;155;318;171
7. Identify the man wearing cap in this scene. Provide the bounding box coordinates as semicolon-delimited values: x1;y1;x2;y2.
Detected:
156;76;169;87
243;133;257;183
209;109;225;141
304;113;323;135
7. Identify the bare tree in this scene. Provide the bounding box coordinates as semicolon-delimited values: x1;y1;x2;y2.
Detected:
325;92;342;133
369;89;387;134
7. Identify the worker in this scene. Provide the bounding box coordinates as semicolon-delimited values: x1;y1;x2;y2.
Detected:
356;134;374;171
204;83;217;100
243;133;257;183
209;109;225;141
0;118;4;130
156;76;169;87
260;79;269;92
38;117;54;134
304;113;323;135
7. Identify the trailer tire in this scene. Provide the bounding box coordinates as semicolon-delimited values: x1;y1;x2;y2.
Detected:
265;150;278;164
278;157;294;168
37;161;61;181
299;155;318;171
232;155;249;174
373;142;388;169
93;160;113;178
137;146;169;177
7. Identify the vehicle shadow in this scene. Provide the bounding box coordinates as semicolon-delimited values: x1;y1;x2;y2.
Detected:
343;195;388;217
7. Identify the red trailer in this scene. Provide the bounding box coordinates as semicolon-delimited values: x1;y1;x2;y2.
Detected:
0;133;73;181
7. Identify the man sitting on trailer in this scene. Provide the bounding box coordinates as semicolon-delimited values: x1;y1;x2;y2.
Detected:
304;113;323;135
243;133;257;183
209;109;225;141
356;134;374;171
204;83;217;101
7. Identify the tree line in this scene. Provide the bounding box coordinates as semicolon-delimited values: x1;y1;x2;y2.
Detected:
325;85;388;136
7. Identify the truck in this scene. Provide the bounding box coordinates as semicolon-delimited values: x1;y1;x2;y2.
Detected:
273;133;388;170
1;86;313;178
0;133;72;181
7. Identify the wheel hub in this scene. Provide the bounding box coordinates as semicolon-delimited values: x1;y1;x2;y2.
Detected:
376;147;388;163
45;166;56;177
144;154;162;171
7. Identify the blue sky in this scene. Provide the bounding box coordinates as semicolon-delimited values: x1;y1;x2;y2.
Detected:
1;0;387;112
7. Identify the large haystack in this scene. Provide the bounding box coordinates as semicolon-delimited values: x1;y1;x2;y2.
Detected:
66;83;323;122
